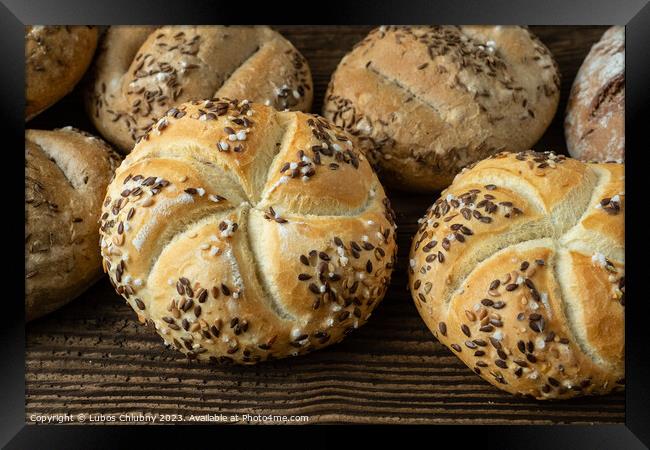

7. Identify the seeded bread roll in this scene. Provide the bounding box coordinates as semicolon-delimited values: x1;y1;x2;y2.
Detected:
565;27;624;162
86;26;313;153
323;26;560;192
25;25;99;121
99;99;397;364
26;128;121;321
409;151;624;399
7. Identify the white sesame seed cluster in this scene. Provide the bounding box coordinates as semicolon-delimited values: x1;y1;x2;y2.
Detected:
99;99;397;364
87;26;313;153
409;150;625;399
323;25;561;192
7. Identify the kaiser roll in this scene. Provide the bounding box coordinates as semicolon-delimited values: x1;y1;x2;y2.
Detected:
565;26;624;162
98;98;397;364
86;26;313;153
408;150;624;399
26;128;121;321
323;26;560;192
25;26;99;120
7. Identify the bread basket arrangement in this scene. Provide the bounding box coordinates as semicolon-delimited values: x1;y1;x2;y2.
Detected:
25;25;624;402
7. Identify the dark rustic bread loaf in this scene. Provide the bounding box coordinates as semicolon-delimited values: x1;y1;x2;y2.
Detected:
565;26;624;162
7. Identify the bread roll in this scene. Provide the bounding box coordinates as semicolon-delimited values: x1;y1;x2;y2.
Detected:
565;26;624;162
98;99;397;364
26;128;121;321
408;150;624;399
86;26;313;152
323;26;560;192
25;26;98;120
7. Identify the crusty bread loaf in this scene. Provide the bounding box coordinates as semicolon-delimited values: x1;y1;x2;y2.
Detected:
98;99;397;364
565;26;624;162
86;26;313;152
408;150;624;399
25;26;98;120
26;128;121;321
323;26;560;192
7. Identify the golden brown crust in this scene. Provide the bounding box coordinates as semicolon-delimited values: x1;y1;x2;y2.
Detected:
99;99;397;364
408;151;624;399
323;26;560;192
565;27;624;162
86;26;313;153
25;26;98;120
25;128;121;321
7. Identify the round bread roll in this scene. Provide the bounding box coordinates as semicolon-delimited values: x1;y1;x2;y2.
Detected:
408;150;624;399
323;26;560;192
86;26;313;153
25;26;99;121
26;128;121;321
98;99;397;364
565;26;624;162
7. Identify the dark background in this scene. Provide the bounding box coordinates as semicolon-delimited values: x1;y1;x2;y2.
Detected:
23;25;625;425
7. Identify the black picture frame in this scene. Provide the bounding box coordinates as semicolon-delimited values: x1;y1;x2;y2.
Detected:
2;0;649;447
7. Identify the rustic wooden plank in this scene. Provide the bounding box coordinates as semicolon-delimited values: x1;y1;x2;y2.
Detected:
26;25;623;425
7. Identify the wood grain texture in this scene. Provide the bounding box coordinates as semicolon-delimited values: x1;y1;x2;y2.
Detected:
25;25;624;425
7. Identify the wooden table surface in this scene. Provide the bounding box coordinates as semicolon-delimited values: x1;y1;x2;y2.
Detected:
26;25;625;425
